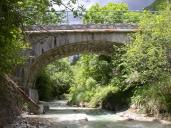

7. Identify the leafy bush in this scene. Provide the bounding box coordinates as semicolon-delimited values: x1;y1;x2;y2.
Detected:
89;86;118;107
123;12;171;117
123;11;142;23
131;74;171;116
35;71;53;101
68;77;97;105
45;59;73;98
35;58;73;101
109;12;171;115
67;54;114;105
113;12;171;89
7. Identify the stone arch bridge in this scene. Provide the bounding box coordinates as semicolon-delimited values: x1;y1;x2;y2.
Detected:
14;24;138;102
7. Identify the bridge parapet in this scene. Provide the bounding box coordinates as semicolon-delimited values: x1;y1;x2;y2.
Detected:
25;23;138;32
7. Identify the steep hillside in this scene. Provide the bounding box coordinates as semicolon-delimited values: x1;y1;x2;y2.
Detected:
145;0;171;10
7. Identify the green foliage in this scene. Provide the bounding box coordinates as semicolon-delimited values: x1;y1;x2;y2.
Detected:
115;12;171;116
84;2;142;24
123;11;142;23
131;74;171;115
84;10;171;115
0;0;25;74
45;59;73;97
75;54;113;85
35;71;53;101
110;45;126;88
68;77;97;105
121;12;171;88
20;0;62;25
84;3;128;24
68;54;114;105
35;58;73;100
89;86;118;107
19;0;85;25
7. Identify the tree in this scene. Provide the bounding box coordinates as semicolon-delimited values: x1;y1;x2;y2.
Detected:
121;12;171;87
45;59;73;97
120;12;171;116
84;3;128;24
68;54;114;105
74;54;112;85
0;0;25;74
84;2;141;24
20;0;84;25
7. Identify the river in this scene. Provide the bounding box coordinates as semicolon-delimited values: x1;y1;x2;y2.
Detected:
8;100;171;128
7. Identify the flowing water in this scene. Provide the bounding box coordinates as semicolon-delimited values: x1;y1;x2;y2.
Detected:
17;100;171;128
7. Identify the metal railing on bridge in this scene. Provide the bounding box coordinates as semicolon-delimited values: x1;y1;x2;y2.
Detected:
24;10;160;25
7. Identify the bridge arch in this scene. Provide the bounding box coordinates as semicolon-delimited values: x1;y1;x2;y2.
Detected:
25;41;120;87
21;24;137;87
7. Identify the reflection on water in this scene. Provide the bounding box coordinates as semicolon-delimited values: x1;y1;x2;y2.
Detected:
34;100;171;128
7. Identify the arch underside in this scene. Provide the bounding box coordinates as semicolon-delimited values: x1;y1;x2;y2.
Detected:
25;41;120;87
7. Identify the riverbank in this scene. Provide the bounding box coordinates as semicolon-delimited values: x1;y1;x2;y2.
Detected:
116;109;171;125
